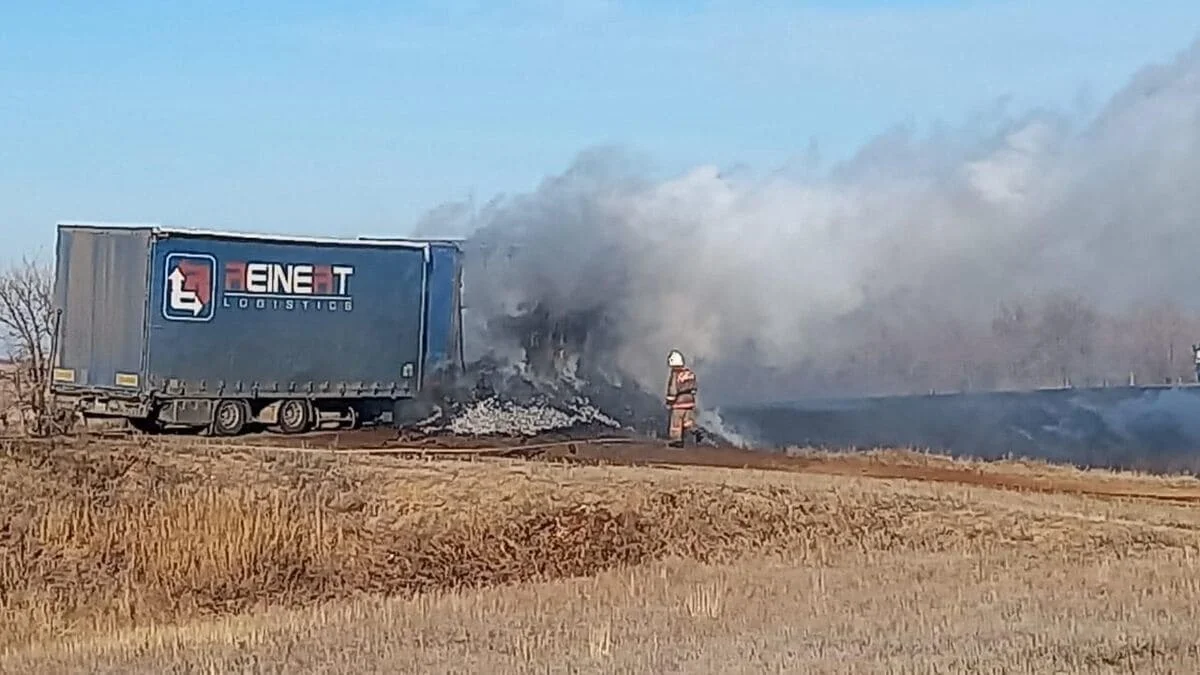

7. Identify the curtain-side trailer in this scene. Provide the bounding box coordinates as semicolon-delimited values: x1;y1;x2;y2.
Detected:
50;222;465;435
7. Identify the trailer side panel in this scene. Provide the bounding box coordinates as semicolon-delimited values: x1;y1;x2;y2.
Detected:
144;233;428;399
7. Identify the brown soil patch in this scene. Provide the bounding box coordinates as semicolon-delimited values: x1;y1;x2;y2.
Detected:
81;426;1200;503
560;443;1200;503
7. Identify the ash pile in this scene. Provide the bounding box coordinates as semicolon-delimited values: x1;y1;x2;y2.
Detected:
403;356;677;441
398;307;730;445
403;358;639;438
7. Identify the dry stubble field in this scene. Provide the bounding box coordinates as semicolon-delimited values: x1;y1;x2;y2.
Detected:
4;438;1200;673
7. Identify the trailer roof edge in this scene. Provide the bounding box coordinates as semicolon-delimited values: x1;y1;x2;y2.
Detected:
55;221;434;249
57;220;161;229
357;235;467;243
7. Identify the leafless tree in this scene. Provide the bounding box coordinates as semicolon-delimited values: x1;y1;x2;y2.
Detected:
0;257;61;435
1032;294;1097;387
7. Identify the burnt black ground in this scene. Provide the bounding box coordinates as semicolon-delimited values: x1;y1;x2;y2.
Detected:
719;385;1200;473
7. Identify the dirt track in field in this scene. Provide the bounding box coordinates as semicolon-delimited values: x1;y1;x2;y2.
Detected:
560;444;1200;504
23;425;1200;504
189;427;1200;505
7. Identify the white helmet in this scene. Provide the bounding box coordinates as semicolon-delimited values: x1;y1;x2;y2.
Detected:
667;350;685;367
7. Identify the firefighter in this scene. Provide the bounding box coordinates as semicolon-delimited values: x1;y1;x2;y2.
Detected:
664;350;698;447
1192;343;1200;383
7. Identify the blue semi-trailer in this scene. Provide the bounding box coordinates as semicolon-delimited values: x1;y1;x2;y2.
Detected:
49;222;465;435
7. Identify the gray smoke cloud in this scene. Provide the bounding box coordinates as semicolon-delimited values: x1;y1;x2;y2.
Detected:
415;39;1200;407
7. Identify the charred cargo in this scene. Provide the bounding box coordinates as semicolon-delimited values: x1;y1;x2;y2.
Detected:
50;222;464;435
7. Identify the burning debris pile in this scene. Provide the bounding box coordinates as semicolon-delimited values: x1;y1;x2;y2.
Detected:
400;304;730;444
441;396;618;437
411;373;732;444
405;352;667;439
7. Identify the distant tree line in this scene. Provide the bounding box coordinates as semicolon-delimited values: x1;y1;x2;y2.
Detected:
706;293;1200;404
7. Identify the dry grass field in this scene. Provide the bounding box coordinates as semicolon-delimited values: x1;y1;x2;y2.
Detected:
4;438;1200;673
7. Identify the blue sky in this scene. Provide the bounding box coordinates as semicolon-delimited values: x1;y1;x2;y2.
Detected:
3;0;1200;261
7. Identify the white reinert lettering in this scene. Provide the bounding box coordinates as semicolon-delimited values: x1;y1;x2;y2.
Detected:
246;263;270;293
292;265;313;294
269;265;292;294
332;265;354;295
247;263;323;294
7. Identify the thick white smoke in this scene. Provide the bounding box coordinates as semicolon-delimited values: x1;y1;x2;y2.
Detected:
416;40;1200;406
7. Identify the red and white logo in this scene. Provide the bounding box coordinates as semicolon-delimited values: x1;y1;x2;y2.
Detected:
162;253;216;322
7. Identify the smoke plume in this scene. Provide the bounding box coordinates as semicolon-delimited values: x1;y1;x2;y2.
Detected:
415;39;1200;407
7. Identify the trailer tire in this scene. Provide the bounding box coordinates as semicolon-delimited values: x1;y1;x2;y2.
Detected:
277;399;313;435
129;417;161;434
211;399;250;436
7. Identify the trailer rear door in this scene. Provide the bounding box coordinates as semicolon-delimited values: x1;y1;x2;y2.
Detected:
422;242;464;379
53;225;152;392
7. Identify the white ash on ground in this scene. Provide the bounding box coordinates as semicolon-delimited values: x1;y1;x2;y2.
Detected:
421;396;621;437
410;392;732;446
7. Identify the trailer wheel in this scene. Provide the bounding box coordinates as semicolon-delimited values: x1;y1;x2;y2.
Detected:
211;399;249;436
277;399;313;435
129;417;161;435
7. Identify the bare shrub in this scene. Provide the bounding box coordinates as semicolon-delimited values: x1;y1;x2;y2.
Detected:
0;258;61;436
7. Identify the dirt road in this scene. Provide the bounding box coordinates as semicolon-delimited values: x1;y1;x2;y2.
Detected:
552;443;1200;504
182;427;1200;505
24;424;1200;504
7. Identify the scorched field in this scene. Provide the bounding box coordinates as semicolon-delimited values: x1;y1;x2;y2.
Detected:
4;434;1200;674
